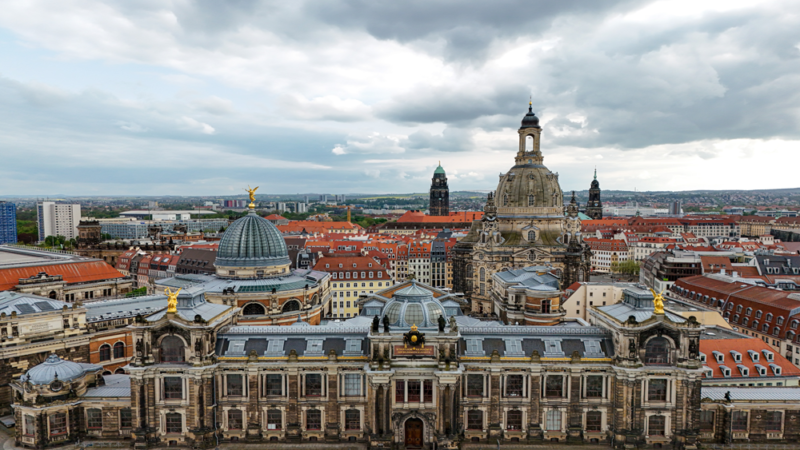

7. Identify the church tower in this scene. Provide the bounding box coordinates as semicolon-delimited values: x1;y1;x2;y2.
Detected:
429;163;449;216
586;168;603;219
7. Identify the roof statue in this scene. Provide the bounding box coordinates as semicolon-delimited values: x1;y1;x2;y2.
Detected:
650;288;665;315
244;185;259;209
165;287;181;313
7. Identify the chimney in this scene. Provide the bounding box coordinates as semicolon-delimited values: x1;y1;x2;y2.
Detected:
720;268;726;275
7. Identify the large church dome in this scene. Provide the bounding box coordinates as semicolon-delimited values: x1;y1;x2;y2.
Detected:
215;210;290;277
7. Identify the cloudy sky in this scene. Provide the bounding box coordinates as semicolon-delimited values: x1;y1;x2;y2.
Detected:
1;0;798;196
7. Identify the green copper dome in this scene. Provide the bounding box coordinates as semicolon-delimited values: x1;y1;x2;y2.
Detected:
434;164;446;175
216;210;290;269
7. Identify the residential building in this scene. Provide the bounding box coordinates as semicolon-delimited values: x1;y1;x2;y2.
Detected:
0;202;16;244
176;248;217;275
37;202;81;241
313;255;389;318
584;238;628;273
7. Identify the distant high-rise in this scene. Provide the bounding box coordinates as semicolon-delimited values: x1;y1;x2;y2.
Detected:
319;194;327;203
36;202;81;242
669;201;682;215
0;202;17;244
585;168;603;220
429;163;449;216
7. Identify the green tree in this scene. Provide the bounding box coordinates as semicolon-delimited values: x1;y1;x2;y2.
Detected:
618;259;640;277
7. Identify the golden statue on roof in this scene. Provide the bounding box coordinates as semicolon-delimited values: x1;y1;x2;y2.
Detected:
649;288;665;315
165;287;181;313
244;185;259;209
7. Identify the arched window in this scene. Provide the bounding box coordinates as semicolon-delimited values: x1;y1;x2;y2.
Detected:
282;300;301;313
113;342;125;359
99;344;111;361
160;336;185;363
228;410;243;430
644;337;670;365
503;194;509;206
528;195;535;206
243;303;266;316
466;264;473;278
479;268;485;282
49;291;57;299
115;368;126;374
528;231;536;242
525;135;533;152
791;320;798;329
766;313;773;322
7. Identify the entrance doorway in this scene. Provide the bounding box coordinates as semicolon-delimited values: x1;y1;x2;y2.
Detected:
404;418;424;448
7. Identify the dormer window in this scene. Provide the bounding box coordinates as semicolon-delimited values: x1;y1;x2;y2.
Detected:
769;364;782;376
737;365;749;377
699;352;707;363
777;316;784;326
339;264;343;268
719;365;731;377
353;263;357;268
766;313;773;322
745;308;752;316
730;351;742;363
703;368;713;378
754;364;767;376
325;264;329;268
712;351;724;363
748;350;759;362
762;350;774;362
756;310;763;319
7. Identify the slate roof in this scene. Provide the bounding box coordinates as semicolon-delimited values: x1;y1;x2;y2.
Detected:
0;292;70;316
156;269;329;294
217;323;370;358
84;295;166;322
702;387;800;401
83;374;131;398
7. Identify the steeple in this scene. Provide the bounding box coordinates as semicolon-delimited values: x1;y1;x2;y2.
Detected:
587;168;603;219
430;163;449;216
516;103;544;166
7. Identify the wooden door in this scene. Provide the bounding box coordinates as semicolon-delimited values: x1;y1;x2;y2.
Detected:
405;418;423;447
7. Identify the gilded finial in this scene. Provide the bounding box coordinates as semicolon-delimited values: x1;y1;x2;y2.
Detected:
164;287;181;313
243;185;259;209
594;166;597;180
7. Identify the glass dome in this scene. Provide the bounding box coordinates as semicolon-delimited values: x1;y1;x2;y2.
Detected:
216;210;290;269
378;282;450;329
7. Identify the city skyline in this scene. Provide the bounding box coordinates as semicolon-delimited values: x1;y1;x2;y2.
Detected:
1;0;799;196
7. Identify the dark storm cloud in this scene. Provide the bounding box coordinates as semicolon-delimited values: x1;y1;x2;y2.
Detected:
309;0;642;62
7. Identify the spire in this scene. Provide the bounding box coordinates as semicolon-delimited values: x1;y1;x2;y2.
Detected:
594;166;597;180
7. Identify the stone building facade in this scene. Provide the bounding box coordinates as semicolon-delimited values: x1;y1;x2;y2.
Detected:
586;169;603;220
453;106;591;314
429;164;449;217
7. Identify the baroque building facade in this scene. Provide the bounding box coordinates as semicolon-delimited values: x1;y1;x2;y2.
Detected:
586;169;603;220
429;164;449;217
453;106;591;314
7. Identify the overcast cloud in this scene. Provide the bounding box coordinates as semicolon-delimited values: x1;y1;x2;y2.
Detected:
0;0;798;196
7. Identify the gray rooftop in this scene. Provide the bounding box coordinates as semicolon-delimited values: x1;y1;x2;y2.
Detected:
702;387;800;401
156;269;329;294
0;292;70;316
83;374;131;398
494;266;560;292
84;295;167;322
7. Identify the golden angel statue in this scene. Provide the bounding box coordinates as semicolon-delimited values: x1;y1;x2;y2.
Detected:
244;185;259;208
165;287;181;313
649;288;665;315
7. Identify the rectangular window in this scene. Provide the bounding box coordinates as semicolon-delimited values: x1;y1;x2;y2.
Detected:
699;411;714;431
305;374;323;397
545;376;563;398
267;409;282;430
345;339;361;353
648;415;666;436
586;376;603;398
586;411;602;432
344;374;361;396
228;410;243;430
648;379;667;402
345;409;360;430
396;380;405;402
87;409;103;429
766;411;782;431
306;410;322;430
467;374;484;397
506;410;523;430
265;374;282;396
120;408;132;428
506;375;524;397
467;410;483;430
24;415;35;437
49;413;67;436
424;379;433;403
166;413;182;434
546;410;562;431
227;374;244;397
407;380;421;402
164;377;183;400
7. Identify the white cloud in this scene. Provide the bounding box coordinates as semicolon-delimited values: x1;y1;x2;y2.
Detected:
278;95;371;122
332;133;405;155
180;116;215;134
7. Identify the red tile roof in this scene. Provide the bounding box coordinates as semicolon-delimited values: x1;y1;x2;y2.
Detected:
396;211;483;223
0;261;125;291
701;337;800;379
